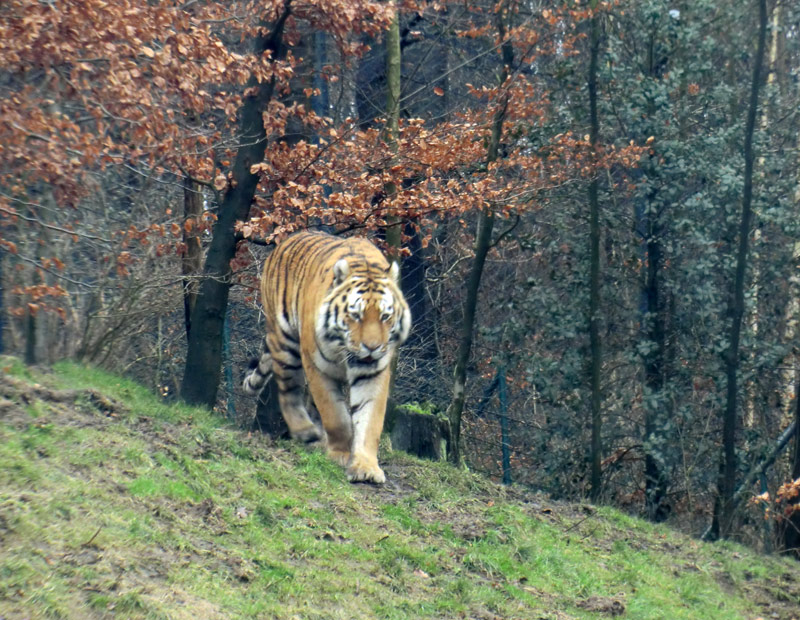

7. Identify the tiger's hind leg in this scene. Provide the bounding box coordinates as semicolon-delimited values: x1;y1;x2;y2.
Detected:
268;335;322;444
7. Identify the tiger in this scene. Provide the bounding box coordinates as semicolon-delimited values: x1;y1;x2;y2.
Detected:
243;230;411;484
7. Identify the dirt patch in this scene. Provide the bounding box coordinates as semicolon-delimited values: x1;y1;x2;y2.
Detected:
361;461;421;499
727;573;800;620
576;596;626;616
189;497;230;535
0;395;23;418
0;371;128;429
417;500;491;541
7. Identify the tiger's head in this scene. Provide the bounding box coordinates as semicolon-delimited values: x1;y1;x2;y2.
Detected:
319;258;411;362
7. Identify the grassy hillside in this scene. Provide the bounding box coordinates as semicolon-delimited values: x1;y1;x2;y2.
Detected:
0;357;798;620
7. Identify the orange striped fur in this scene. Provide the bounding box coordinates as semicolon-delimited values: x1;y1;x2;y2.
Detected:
244;231;411;483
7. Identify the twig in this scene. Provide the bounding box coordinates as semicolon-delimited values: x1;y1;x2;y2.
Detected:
564;514;591;533
490;214;520;248
81;526;102;547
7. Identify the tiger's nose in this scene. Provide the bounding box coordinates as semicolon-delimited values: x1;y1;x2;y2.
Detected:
361;343;384;359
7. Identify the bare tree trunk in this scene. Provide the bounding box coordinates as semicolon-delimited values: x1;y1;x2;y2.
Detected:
587;2;603;502
401;224;435;360
711;0;768;540
24;306;36;365
642;216;670;521
446;208;494;465
382;5;404;422
182;178;204;341
312;32;329;118
785;0;800;557
0;247;4;355
384;5;402;255
445;4;514;465
181;4;291;408
637;12;672;523
785;372;800;557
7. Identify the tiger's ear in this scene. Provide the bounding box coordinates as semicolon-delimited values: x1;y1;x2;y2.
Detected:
388;261;400;283
333;259;350;285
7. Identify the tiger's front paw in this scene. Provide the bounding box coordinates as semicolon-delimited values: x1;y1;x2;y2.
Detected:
327;448;351;467
346;454;386;484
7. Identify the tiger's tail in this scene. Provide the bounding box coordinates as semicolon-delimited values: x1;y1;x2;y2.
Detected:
243;336;273;395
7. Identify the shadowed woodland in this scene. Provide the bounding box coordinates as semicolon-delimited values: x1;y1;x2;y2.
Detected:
2;0;800;554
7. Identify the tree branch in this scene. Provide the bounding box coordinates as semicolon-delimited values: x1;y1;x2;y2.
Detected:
489;214;520;248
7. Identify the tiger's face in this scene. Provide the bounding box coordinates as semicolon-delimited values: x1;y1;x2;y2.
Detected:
343;288;397;362
320;259;410;362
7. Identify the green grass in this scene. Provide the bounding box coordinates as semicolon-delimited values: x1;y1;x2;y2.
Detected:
1;356;798;619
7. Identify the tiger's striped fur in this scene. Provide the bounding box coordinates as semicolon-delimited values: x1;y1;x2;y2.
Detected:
243;231;411;484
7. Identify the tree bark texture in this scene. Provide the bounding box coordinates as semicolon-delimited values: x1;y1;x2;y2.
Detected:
587;3;603;502
381;6;404;423
713;0;768;539
181;177;204;341
311;32;329;119
446;208;494;465
785;372;800;557
639;16;673;522
181;4;291;408
0;248;5;355
24;307;36;365
401;224;435;359
642;217;670;521
384;6;402;254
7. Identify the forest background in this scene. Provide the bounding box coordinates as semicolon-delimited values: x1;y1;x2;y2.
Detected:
1;0;799;553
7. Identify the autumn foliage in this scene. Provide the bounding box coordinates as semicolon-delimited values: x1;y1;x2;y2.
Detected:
0;0;394;309
1;0;640;303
